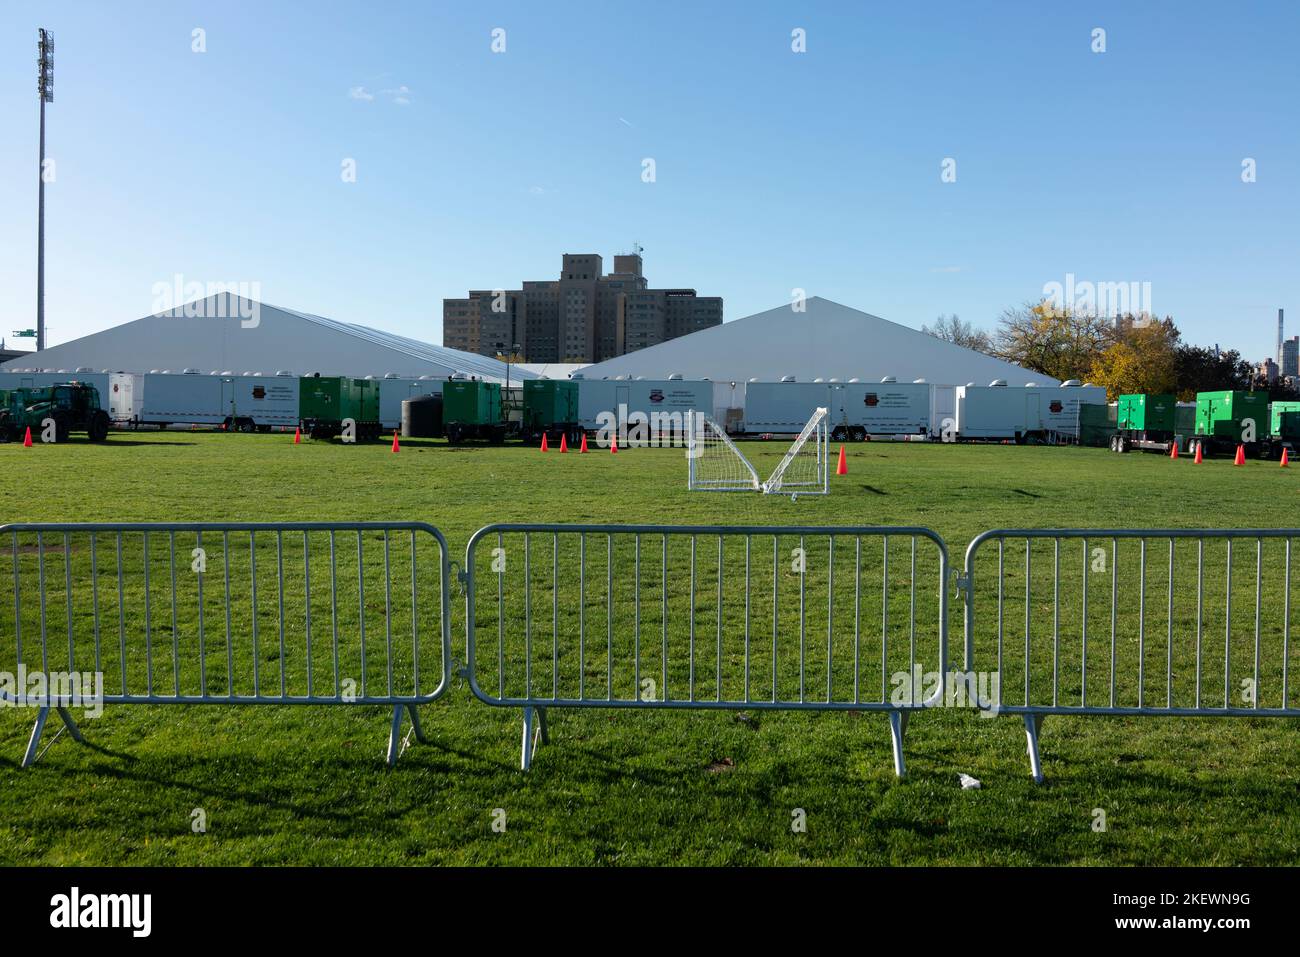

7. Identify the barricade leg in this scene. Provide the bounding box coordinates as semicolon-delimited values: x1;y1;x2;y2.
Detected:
386;704;431;768
1024;714;1046;784
536;706;550;745
405;704;428;744
20;706;86;769
520;706;545;770
888;710;908;779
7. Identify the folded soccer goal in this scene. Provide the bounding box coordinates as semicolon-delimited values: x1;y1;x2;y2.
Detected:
686;407;829;498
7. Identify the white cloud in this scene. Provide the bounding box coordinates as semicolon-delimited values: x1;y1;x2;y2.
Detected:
349;86;375;101
381;85;412;105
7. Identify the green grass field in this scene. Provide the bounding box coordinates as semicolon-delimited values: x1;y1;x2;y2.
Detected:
1;432;1297;865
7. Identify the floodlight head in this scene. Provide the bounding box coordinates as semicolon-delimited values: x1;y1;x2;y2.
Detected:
38;29;54;103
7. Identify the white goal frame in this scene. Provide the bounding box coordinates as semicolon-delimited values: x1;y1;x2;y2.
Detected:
761;407;829;497
686;410;761;491
686;407;829;498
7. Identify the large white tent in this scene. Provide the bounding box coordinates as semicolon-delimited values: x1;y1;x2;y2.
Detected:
578;297;1056;386
0;293;535;382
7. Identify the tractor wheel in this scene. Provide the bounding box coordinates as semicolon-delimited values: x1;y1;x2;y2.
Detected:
87;411;110;442
52;412;71;444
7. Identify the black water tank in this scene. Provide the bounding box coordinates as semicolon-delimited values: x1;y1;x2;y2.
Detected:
402;394;444;438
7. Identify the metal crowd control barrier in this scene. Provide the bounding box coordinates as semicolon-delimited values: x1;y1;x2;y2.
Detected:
0;522;452;768
959;528;1300;782
463;524;950;775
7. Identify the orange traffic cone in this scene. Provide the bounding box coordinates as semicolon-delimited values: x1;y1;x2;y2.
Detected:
22;427;33;448
391;431;400;453
540;433;548;452
1233;444;1246;466
1281;448;1290;468
559;433;568;453
611;435;618;454
1169;442;1178;460
293;426;301;445
836;445;847;475
580;433;588;453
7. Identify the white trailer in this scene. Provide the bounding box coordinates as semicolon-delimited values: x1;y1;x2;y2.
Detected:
929;384;957;439
955;381;1107;440
139;372;300;431
744;379;930;439
0;370;142;423
574;376;713;436
377;375;444;430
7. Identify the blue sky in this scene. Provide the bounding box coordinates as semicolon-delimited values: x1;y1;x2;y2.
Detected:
0;0;1296;359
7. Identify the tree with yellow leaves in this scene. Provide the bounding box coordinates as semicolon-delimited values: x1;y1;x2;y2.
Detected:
1088;317;1179;399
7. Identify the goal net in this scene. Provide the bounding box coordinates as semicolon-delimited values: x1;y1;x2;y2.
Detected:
761;407;829;498
686;410;761;492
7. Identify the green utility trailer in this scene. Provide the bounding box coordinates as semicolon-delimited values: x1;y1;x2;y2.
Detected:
1192;390;1271;458
1270;401;1300;439
443;379;507;444
1112;393;1179;453
299;375;382;441
0;382;110;443
520;379;582;445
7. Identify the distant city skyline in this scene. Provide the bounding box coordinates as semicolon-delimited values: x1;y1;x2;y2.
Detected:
0;1;1295;363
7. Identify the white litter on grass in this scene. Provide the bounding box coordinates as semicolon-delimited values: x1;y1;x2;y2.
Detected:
959;773;982;790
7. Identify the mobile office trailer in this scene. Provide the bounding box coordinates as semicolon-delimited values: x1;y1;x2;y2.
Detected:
139;371;300;431
954;381;1106;441
0;370;141;423
377;375;444;430
574;375;712;440
744;378;930;440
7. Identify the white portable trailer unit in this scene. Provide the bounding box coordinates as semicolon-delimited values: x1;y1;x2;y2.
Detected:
138;372;300;431
0;370;142;423
574;375;713;436
377;375;445;430
744;379;930;439
954;381;1107;440
929;384;957;439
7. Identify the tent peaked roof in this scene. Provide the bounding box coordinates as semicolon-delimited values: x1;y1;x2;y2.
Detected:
579;296;1055;386
0;293;535;382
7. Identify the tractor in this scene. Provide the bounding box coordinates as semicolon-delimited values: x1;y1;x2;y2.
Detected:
0;382;112;443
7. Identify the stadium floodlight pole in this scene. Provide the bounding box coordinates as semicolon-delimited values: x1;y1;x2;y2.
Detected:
37;28;54;354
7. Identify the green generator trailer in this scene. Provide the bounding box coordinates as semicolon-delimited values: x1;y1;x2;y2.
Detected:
299;375;382;441
1078;402;1116;448
1192;390;1271;458
1111;393;1178;452
443;378;507;444
1270;401;1300;439
0;382;111;443
520;379;582;445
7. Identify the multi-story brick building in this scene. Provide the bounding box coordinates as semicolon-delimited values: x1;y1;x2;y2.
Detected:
443;252;722;363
